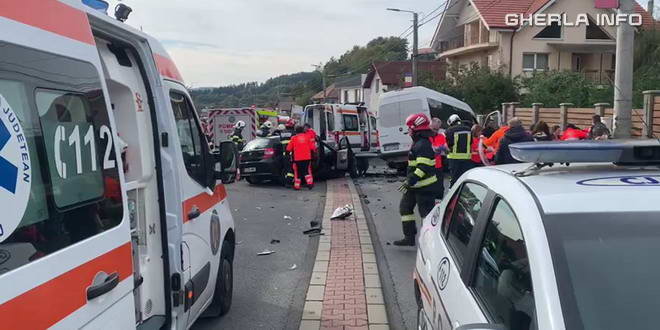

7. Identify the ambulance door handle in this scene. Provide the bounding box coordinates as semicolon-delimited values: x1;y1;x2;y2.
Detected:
188;206;201;220
87;272;120;300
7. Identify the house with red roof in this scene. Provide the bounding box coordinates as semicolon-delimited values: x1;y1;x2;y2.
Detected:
361;61;445;113
430;0;656;83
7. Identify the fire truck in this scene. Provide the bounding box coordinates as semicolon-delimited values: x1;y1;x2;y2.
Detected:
0;1;238;328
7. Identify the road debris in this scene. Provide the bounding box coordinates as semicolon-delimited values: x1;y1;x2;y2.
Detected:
289;264;297;270
256;207;262;210
257;250;275;256
283;215;292;221
303;228;322;235
331;204;353;220
310;220;320;228
270;239;280;244
308;232;325;237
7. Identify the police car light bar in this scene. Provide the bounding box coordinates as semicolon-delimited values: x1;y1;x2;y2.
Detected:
510;140;660;165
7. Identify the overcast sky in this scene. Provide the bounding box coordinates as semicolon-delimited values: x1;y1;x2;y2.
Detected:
106;0;441;87
106;0;654;87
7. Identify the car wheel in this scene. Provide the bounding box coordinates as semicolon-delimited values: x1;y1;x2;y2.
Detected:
246;177;262;185
203;241;233;317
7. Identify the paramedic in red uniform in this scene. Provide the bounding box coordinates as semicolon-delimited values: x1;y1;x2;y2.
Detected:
430;118;447;200
287;125;318;190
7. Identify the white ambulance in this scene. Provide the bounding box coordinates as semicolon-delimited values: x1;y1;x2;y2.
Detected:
303;103;378;175
0;1;237;329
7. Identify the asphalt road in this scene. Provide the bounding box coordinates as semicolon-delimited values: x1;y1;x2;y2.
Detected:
354;159;447;330
193;179;326;330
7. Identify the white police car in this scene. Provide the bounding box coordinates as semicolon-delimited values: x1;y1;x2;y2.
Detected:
414;140;660;330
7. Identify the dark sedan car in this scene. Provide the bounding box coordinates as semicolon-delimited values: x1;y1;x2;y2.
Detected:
239;137;286;184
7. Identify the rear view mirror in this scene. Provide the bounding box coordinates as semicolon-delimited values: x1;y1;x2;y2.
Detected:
215;141;238;184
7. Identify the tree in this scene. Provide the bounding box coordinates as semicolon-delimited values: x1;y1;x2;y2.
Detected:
420;63;519;114
518;71;613;108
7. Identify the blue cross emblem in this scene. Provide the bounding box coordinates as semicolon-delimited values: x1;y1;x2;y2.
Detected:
0;119;18;194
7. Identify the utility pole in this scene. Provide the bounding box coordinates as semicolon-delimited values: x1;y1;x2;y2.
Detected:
312;63;326;103
613;0;635;138
387;8;419;86
412;12;419;86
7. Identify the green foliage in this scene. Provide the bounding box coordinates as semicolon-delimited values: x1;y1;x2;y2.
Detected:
519;71;613;107
633;30;660;107
191;72;321;109
323;37;409;80
420;63;519;114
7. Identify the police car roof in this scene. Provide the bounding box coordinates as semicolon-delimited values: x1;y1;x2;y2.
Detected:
481;163;660;215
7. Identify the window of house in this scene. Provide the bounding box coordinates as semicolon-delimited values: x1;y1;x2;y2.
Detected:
0;43;123;275
342;114;359;131
444;182;489;267
523;53;549;71
354;89;359;103
586;17;612;40
534;22;562;39
472;199;535;330
344;90;349;103
375;79;381;93
170;91;208;186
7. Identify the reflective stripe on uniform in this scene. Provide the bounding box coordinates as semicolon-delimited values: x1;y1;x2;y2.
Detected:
414;168;425;178
412;175;438;189
408;160;417;166
401;214;416;222
416;157;435;166
448;132;472;160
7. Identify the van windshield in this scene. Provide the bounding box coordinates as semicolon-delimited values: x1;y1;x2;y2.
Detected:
379;99;424;128
543;212;660;330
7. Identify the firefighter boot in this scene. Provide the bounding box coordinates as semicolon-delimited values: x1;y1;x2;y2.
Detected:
305;174;314;190
294;179;302;190
393;221;417;246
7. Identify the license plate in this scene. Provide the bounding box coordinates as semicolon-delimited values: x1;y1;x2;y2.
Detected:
383;144;400;152
243;167;257;173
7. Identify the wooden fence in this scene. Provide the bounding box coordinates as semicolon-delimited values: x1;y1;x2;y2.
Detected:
502;91;660;138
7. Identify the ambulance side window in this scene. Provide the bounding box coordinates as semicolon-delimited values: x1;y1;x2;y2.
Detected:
343;115;359;131
444;182;489;268
326;112;335;131
0;43;123;275
170;91;207;186
472;199;535;330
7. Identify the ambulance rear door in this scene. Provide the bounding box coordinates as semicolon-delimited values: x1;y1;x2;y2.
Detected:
339;106;361;149
0;2;135;328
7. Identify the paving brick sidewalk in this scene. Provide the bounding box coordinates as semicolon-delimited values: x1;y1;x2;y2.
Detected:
300;178;389;330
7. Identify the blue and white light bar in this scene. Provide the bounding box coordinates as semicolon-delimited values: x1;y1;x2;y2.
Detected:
82;0;110;13
510;140;660;165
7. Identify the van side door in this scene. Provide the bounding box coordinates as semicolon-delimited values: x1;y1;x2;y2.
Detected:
165;84;222;325
0;38;134;328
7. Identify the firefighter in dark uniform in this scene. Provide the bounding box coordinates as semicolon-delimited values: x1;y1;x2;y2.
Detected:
445;114;473;187
394;113;440;246
279;119;296;186
230;120;246;150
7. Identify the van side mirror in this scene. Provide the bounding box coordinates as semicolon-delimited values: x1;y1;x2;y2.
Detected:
214;141;238;184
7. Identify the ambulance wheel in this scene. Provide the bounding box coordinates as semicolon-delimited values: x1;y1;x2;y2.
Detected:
206;241;233;317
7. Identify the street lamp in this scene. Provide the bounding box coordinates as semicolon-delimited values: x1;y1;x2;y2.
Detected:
388;8;419;87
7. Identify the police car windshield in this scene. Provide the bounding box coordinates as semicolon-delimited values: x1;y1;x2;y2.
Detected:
543;212;660;330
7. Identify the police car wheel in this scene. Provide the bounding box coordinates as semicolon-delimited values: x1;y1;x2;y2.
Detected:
205;241;233;317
